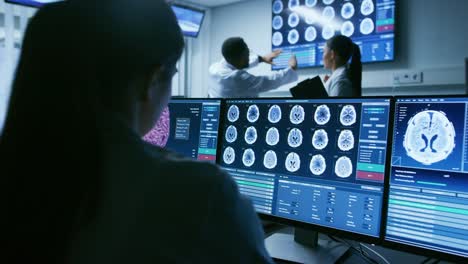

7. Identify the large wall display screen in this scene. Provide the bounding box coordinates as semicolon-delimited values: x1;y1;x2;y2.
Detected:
271;0;396;69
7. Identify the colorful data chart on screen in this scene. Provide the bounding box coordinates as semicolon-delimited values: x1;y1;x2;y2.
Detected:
144;99;221;163
386;97;468;259
271;0;396;69
219;98;392;237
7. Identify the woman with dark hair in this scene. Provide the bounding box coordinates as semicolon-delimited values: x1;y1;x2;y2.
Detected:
0;1;272;263
322;35;362;97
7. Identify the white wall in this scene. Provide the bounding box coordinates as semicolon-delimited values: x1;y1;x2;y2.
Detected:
199;0;468;97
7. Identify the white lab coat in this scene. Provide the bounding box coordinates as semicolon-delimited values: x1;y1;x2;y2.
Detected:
324;65;353;97
208;55;298;98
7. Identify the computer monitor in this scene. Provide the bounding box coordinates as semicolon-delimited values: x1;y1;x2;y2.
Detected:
384;96;468;262
4;0;63;8
271;0;397;69
144;98;221;163
171;4;205;38
218;97;393;242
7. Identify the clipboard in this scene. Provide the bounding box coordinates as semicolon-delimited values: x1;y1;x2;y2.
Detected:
290;76;328;98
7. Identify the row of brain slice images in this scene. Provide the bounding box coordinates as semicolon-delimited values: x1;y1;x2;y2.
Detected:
223;147;353;178
227;104;357;126
225;125;355;151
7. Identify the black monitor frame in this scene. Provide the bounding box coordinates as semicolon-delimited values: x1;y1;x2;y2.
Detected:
216;96;395;245
382;95;468;263
170;3;205;38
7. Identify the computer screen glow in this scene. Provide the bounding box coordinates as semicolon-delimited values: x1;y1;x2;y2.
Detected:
385;97;468;259
144;99;221;163
220;98;392;237
271;0;396;69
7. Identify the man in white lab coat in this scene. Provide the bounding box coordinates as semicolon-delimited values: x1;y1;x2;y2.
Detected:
208;37;298;98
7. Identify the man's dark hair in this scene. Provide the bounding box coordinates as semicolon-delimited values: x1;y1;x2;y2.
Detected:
222;37;248;65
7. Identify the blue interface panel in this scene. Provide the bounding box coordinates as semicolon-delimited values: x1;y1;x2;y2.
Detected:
271;0;396;69
385;97;468;258
144;99;221;163
219;98;391;237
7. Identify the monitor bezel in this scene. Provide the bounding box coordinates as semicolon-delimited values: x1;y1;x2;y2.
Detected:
171;3;206;38
382;94;468;263
270;0;399;70
217;96;395;245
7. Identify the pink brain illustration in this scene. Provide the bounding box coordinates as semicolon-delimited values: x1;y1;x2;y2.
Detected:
143;107;170;147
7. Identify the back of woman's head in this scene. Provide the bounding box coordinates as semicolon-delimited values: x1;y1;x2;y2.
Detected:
1;0;184;263
326;35;362;96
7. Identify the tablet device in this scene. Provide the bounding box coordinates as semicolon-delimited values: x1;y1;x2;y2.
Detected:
290;76;328;98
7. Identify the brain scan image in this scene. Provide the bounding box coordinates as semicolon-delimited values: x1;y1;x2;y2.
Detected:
227;105;239;122
314;105;331;125
273;0;283;14
288;128;303;148
322;6;335;22
272;32;283;46
341;2;355;19
225;125;238;143
322;25;335;40
305;26;317;42
268;105;282;123
223;147;235;165
266;127;280;146
335;156;353;178
288;29;300;45
285;152;301;173
244;126;258;145
242;149;256;167
143;106;170;147
341;21;355;37
361;0;375;16
288;0;300;10
263;150;278;169
360;18;375;35
310;154;326;176
305;14;316;25
247;105;260;123
306;0;317;8
340;105;357;126
273;16;283;30
312;129;329;150
289;105;305;125
323;0;335;5
403;110;456;165
338;130;355;151
288;13;300;28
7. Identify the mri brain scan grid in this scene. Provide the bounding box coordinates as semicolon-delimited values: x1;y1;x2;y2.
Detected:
220;99;393;236
271;0;395;69
220;101;375;182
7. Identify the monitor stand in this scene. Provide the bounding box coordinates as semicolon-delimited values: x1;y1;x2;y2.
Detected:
265;227;350;264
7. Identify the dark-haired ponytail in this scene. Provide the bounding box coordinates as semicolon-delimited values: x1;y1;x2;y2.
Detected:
348;43;362;96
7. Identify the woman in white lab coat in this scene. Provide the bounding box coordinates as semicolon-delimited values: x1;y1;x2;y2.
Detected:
322;35;362;97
